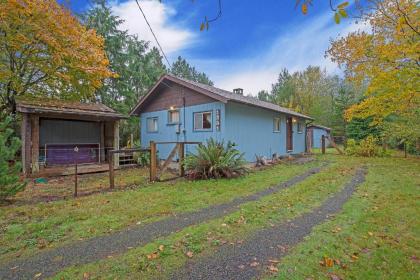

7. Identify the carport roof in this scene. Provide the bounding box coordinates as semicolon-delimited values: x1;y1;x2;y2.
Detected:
16;99;126;120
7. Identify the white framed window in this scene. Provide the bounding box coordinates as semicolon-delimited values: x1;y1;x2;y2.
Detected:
297;121;303;133
147;117;158;133
168;109;180;124
273;117;281;132
194;111;212;131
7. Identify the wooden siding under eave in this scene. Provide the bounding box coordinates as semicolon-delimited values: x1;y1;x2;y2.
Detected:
140;83;219;113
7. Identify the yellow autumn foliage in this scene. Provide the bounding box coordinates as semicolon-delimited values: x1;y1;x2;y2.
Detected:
328;0;419;123
0;0;114;113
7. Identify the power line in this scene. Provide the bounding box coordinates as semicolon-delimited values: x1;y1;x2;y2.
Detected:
135;0;171;69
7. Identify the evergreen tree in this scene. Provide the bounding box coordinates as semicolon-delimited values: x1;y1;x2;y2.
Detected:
0;116;26;201
83;0;166;144
170;56;213;86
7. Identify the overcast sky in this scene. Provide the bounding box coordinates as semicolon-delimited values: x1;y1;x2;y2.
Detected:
64;0;366;95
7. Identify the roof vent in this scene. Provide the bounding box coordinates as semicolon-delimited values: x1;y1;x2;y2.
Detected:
233;88;243;95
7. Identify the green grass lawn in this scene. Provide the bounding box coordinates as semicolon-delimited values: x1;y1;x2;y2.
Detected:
0;159;318;263
265;155;420;280
53;154;419;280
1;154;418;280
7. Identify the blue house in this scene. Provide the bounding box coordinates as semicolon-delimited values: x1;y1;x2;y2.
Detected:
130;74;313;161
307;124;331;149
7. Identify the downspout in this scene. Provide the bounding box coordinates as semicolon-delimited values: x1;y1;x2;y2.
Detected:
305;119;314;153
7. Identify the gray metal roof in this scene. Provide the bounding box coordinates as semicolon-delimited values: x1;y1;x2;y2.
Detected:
166;74;313;120
308;124;331;131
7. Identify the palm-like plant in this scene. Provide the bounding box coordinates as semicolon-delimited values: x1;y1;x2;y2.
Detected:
183;138;248;179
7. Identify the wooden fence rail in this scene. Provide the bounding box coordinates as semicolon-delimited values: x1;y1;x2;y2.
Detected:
109;148;151;189
149;141;201;182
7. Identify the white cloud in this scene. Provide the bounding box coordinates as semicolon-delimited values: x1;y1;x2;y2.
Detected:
110;0;195;54
199;13;369;95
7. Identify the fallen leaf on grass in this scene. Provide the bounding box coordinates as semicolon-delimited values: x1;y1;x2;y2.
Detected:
186;251;193;258
158;245;164;251
268;264;279;272
268;259;280;263
331;227;342;233
34;273;42;278
147;252;158;259
83;272;90;279
351;253;359;260
320;257;334;267
368;231;373;236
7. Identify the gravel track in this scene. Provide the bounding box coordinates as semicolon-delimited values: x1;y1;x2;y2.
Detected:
0;163;326;280
171;167;367;280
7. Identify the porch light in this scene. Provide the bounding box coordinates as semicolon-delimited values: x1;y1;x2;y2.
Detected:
169;106;175;110
292;117;297;123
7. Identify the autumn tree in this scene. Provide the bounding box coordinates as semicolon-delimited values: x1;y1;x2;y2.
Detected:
328;0;419;151
0;0;114;115
328;0;419;122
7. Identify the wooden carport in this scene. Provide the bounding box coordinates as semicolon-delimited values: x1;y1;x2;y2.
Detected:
16;99;126;177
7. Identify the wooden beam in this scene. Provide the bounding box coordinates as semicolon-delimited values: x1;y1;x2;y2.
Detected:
327;136;344;155
178;143;185;177
321;135;326;154
31;115;40;173
100;122;105;162
21;113;31;175
149;141;157;182
109;151;115;189
113;121;119;168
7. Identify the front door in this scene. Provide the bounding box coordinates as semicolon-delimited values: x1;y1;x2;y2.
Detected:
286;117;293;151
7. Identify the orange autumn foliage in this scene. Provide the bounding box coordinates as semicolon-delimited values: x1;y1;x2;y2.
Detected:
327;0;419;123
0;0;114;113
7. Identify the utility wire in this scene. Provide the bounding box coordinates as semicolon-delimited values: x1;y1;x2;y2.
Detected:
135;0;172;69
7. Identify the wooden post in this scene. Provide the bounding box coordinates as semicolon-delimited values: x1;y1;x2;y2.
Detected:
21;114;31;176
31;115;40;173
109;150;115;189
113;121;120;169
74;162;78;197
150;141;157;182
74;147;79;197
321;135;326;154
178;143;185;177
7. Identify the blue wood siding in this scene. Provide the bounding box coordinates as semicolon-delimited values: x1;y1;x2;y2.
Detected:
140;101;307;162
224;102;306;161
140;102;225;159
312;128;330;148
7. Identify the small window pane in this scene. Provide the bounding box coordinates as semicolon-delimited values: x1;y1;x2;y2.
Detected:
168;110;179;123
194;113;202;130
203;112;212;129
297;122;303;133
274;118;281;132
193;111;212;131
147;118;158;132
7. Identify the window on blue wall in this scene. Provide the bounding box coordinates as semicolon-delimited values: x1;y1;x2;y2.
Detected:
168;109;180;124
147;117;158;133
273;118;281;132
297;121;303;133
194;111;212;131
